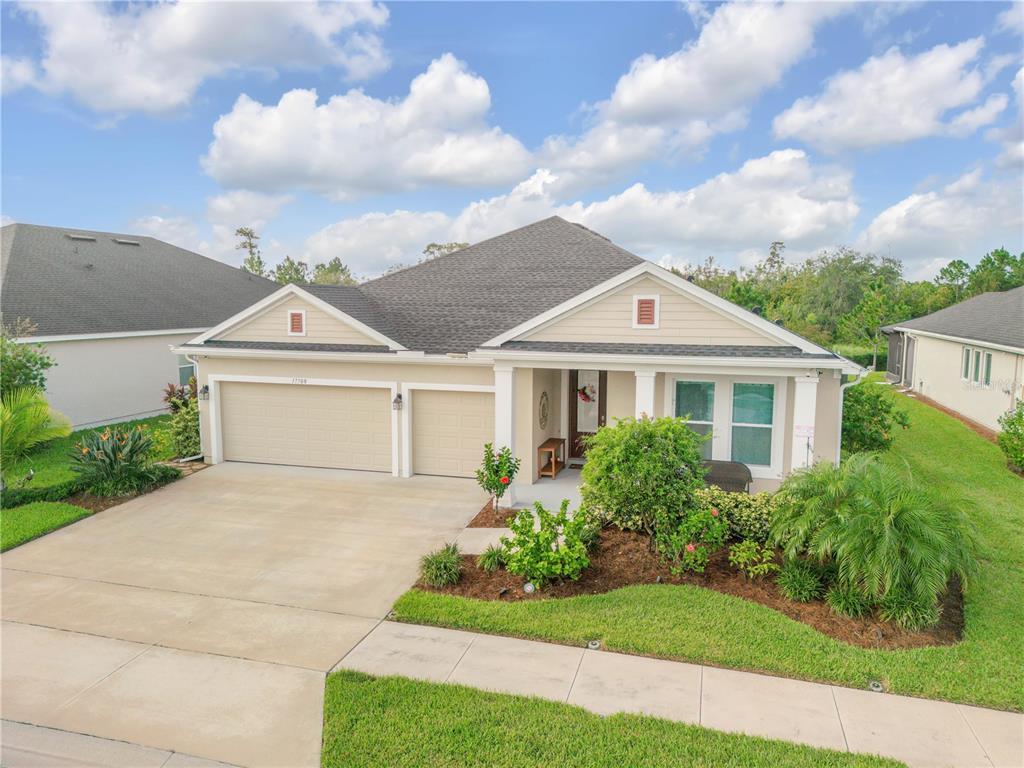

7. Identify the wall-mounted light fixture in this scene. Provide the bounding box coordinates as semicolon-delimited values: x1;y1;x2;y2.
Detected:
198;385;210;401
392;393;403;411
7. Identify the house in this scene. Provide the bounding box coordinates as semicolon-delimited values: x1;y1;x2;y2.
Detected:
174;217;862;495
1;223;278;428
883;286;1024;432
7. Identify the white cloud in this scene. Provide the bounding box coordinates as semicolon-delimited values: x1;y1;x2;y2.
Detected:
774;38;1009;151
0;56;36;95
991;66;1024;169
857;170;1024;278
203;54;532;201
303;150;861;277
995;3;1023;35
6;1;389;114
129;215;203;253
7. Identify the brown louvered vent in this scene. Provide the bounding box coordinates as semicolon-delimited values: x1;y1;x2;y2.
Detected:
289;311;305;334
636;298;657;326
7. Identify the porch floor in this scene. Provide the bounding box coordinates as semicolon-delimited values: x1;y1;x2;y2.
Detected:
515;468;582;511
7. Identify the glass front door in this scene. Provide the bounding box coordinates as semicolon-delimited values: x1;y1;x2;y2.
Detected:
569;369;606;458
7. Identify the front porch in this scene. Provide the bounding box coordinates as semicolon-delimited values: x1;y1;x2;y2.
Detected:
496;362;844;502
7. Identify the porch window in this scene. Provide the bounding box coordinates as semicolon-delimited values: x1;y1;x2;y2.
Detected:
961;347;971;380
731;383;774;466
675;380;714;459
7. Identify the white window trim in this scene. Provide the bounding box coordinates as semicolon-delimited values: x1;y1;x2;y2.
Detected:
287;309;307;337
177;356;195;387
631;294;660;329
983;351;993;388
962;345;995;389
665;374;786;479
961;347;971;381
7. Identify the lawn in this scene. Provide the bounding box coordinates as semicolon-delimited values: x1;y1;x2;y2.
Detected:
394;383;1024;711
2;414;173;491
322;670;901;768
0;501;92;551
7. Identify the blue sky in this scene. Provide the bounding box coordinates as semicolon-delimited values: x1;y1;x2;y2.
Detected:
2;1;1022;280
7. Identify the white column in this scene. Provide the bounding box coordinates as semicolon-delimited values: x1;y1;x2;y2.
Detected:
635;369;657;419
494;364;515;451
790;374;819;470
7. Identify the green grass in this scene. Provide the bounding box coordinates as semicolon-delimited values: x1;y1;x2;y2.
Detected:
3;414;173;490
0;501;92;551
394;383;1024;711
322;670;901;768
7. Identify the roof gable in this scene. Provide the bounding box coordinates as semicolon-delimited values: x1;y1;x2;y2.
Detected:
886;286;1024;351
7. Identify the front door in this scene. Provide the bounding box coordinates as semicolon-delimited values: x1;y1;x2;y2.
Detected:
569;369;607;459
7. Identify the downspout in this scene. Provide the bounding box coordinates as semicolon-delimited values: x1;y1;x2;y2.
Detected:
835;367;869;464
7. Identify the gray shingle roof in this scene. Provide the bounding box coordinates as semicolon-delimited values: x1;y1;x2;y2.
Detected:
1;223;279;336
883;286;1024;350
196;340;393;353
340;216;643;354
492;341;838;359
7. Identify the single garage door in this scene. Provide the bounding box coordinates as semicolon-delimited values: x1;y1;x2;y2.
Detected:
219;382;392;472
412;389;494;477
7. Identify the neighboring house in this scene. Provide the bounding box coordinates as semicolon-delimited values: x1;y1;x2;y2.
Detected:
883;286;1024;432
175;217;862;494
1;223;278;428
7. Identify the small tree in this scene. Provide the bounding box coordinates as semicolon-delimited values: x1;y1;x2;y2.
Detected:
311;257;357;285
580;416;707;538
0;319;55;398
422;242;467;261
170;398;201;458
235;227;269;278
475;443;520;510
272;255;310;285
841;383;910;454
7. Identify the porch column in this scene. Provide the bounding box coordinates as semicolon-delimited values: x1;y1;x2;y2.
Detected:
635;369;657;419
790;374;819;470
494;364;515;451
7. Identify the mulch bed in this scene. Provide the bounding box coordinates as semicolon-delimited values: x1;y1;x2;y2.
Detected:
467;500;518;528
419;528;963;650
66;461;208;514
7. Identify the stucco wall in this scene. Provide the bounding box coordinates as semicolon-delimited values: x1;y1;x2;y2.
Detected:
524;276;781;346
909;335;1022;431
41;333;194;428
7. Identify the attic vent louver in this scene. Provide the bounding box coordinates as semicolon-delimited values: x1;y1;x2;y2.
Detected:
66;234;97;242
113;238;141;245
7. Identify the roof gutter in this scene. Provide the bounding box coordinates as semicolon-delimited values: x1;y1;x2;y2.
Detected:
885;327;1024;356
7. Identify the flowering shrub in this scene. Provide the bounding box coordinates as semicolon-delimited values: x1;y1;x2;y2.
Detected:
653;505;727;574
475;443;521;509
71;425;171;496
501;500;591;586
997;400;1024;471
695;486;778;542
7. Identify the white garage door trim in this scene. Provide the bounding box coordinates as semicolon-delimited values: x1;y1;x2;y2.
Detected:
400;383;496;478
208;374;399;476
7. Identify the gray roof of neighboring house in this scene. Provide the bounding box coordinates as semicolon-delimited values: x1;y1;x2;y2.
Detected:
491;341;839;359
197;340;394;353
882;286;1024;350
333;216;644;354
1;222;279;336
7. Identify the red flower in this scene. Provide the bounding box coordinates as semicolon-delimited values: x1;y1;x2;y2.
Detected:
711;508;719;517
685;543;696;553
500;476;510;485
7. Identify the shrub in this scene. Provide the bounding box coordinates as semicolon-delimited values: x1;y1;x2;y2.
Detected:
776;559;822;602
501;500;590;586
825;584;873;618
477;544;506;572
696;486;778;542
653;505;727;575
70;424;162;496
170;398;201;458
476;444;521;510
997;400;1024;470
841;383;909;454
420;543;462;587
878;592;941;630
0;320;55;399
1;388;72;481
0;477;87;509
728;540;778;580
580;416;706;536
772;453;977;628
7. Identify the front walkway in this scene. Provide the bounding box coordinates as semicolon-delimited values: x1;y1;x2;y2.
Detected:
338;621;1024;768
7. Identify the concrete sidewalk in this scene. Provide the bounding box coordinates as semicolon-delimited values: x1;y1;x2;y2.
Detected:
338;621;1024;768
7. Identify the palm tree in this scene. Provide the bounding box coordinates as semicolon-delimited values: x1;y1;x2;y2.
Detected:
1;387;72;487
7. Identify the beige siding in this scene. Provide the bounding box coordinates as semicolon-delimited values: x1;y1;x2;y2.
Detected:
909;335;1022;431
219;382;392;471
605;371;636;424
523;277;782;346
219;297;380;345
42;333;195;428
412;390;494;478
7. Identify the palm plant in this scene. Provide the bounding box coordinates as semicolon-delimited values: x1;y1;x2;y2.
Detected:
771;453;977;628
1;387;72;485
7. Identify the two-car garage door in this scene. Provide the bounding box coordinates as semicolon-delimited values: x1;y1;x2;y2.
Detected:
218;382;493;478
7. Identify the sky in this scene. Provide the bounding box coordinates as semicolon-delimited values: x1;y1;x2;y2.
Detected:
2;1;1022;281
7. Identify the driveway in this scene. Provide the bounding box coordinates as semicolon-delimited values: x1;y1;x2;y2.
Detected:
1;463;486;767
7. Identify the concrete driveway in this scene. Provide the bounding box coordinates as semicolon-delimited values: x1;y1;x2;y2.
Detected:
1;463;486;767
